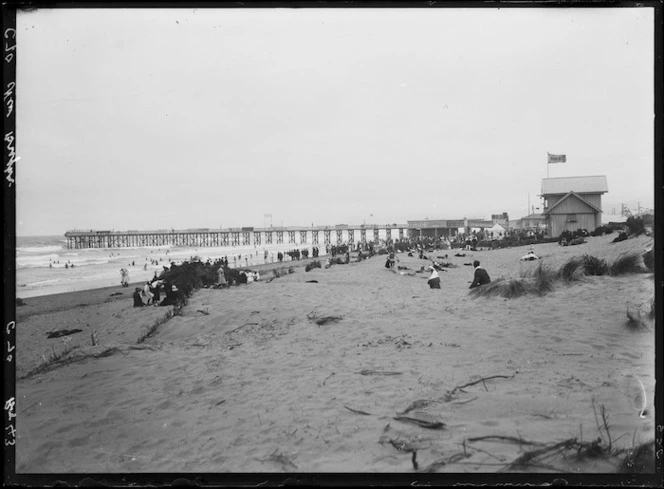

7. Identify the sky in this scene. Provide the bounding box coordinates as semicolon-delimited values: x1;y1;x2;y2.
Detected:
15;7;654;236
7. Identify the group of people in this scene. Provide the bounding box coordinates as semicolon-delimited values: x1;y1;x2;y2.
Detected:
48;259;75;269
133;278;185;308
424;260;491;289
277;249;311;262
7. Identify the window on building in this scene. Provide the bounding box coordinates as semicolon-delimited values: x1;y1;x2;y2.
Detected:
566;214;577;223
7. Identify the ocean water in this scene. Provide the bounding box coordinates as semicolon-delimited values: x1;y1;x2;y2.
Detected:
15;235;328;298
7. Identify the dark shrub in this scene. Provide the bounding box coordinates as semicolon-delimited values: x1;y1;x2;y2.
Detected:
305;260;322;272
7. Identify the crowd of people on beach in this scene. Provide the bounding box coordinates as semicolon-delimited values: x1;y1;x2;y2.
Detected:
122;229;588;309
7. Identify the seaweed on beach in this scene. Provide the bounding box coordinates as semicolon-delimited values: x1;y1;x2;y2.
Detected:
358;369;403;376
393;415;446;430
46;328;83;339
306;308;343;326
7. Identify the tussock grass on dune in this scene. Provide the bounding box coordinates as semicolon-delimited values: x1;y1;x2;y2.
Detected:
528;263;556;296
608;253;643;276
558;257;585;283
471;253;647;300
468;278;529;299
581;254;608;276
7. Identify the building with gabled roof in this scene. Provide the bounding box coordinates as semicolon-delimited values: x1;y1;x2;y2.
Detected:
541;175;608;237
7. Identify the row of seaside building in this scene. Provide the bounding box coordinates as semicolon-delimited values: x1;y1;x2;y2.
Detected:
409;175;619;239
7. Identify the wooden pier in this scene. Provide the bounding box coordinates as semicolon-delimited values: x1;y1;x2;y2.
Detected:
64;225;409;249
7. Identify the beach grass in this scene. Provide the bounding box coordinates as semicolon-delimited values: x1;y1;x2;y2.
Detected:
581;254;608;276
468;278;529;299
471;252;646;300
137;307;179;344
22;343;79;379
608;253;643;276
558;257;585;283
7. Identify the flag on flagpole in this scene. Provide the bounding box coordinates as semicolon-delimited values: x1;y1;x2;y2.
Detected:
547;153;566;164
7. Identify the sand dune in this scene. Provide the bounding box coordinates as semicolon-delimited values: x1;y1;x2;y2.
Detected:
15;234;655;474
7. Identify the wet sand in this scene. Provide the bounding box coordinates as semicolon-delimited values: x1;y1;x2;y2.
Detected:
14;234;656;474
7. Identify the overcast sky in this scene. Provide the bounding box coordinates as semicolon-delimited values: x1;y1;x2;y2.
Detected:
15;7;654;236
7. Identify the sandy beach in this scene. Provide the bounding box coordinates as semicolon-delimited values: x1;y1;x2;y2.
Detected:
14;234;656;475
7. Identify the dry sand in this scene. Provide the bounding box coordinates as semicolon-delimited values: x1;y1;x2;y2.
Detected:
14;234;656;474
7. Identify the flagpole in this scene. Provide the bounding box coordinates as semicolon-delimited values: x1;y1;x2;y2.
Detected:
546;153;549;178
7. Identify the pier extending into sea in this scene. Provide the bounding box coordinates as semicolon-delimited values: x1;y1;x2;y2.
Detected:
64;225;410;249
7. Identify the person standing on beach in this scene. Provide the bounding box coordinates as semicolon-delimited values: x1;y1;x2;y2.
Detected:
217;265;228;288
427;266;441;289
469;260;491;288
141;282;154;305
120;268;129;287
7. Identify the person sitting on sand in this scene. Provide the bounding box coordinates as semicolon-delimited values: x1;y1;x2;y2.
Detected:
469;260;491;289
133;287;144;307
427;266;441;289
520;246;539;261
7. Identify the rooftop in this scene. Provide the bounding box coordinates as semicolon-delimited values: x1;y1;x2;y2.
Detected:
541;175;608;195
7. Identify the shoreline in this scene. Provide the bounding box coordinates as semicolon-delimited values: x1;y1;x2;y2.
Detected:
15;256;328;303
